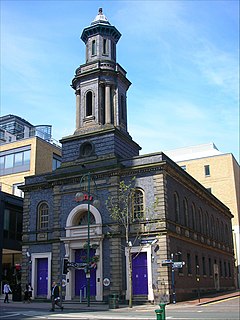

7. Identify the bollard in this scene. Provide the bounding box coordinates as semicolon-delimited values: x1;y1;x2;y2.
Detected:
155;309;163;320
159;303;166;319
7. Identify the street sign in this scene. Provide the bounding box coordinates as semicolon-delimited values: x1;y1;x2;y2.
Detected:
172;261;185;269
68;262;87;269
162;259;173;266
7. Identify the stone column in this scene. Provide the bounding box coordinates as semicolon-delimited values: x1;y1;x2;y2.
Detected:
75;89;81;130
105;84;111;124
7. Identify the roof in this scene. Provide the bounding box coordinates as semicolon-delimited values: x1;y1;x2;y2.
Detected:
164;143;223;162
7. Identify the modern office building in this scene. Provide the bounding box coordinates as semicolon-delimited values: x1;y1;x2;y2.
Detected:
0;115;62;293
0;114;62;197
20;9;235;303
165;143;240;287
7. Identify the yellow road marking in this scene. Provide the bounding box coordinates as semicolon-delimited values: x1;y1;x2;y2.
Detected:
203;296;240;306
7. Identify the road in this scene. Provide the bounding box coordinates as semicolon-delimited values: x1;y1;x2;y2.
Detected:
0;296;239;319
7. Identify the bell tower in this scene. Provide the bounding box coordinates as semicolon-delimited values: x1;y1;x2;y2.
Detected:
61;9;140;165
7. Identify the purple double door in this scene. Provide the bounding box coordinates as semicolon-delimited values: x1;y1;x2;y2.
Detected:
36;258;48;297
75;249;96;297
132;252;148;295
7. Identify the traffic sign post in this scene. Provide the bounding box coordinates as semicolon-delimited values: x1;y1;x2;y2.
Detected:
161;259;173;266
172;261;185;269
162;255;185;304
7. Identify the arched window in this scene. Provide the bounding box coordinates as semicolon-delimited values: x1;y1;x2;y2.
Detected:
183;198;189;227
120;95;125;120
191;203;196;230
206;211;209;236
216;218;220;241
199;208;203;234
132;189;144;221
92;40;96;55
86;91;93;116
225;224;229;244
38;202;49;230
103;38;108;55
174;192;180;223
220;221;224;242
77;211;96;225
210;215;215;239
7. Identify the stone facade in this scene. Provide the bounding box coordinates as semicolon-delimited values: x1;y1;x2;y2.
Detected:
21;9;236;303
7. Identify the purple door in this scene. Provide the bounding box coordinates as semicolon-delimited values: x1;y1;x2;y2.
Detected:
75;249;96;297
37;258;48;296
132;252;148;295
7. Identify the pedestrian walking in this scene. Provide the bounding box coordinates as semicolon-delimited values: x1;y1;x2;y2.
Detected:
50;281;63;312
3;282;12;303
27;283;33;302
23;284;29;303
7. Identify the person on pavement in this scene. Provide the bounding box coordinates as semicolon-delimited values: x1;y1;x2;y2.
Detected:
3;282;12;303
50;281;63;312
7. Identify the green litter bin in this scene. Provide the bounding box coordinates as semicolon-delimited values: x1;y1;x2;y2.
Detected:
109;293;119;309
155;308;164;320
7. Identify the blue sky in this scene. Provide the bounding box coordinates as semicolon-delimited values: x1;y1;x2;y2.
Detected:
1;0;239;160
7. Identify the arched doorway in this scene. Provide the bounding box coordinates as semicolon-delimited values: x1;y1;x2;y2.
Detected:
61;204;103;301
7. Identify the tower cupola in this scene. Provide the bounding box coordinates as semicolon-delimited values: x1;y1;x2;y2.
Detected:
66;8;141;163
81;8;121;64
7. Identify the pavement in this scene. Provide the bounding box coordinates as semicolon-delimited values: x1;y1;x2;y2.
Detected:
0;290;239;313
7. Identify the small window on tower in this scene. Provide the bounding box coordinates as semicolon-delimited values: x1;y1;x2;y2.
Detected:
86;91;93;116
92;40;96;55
120;95;125;120
103;39;108;55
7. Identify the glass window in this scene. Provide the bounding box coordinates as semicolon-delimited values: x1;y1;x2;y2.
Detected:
199;208;203;233
191;204;196;230
174;192;180;223
132;189;144;221
14;152;23;166
224;261;227;277
78;212;96;225
92;40;96;55
23;150;31;165
187;253;192;274
4;209;10;231
103;38;108;54
0;156;4;169
120;95;124;120
204;165;210;176
202;256;206;275
209;257;212;276
38;203;49;230
5;154;14;168
183;198;189;227
228;262;231;277
86;91;93;116
52;156;61;171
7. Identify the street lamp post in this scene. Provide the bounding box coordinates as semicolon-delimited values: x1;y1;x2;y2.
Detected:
170;251;182;304
86;172;91;307
171;253;176;304
196;265;200;303
79;171;99;308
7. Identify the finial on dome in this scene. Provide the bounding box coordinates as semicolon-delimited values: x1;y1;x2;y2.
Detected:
91;7;110;25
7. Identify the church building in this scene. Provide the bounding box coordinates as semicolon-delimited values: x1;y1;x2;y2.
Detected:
21;9;235;303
